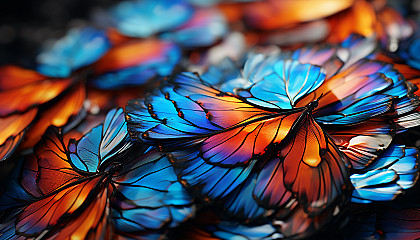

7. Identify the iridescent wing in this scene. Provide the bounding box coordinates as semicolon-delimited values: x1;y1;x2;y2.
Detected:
68;108;131;172
351;144;419;203
126;72;305;167
112;147;194;232
161;9;227;47
222;172;270;221
15;177;106;237
32;127;85;195
237;59;326;109
169;148;256;200
253;159;295;211
298;60;417;125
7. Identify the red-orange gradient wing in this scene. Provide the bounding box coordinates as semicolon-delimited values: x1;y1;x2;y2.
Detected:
21;82;85;149
0;109;37;161
280;113;350;215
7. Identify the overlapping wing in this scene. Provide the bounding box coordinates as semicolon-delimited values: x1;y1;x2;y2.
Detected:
112;147;194;232
68;108;131;172
126;72;305;166
280;113;350;215
91;39;181;89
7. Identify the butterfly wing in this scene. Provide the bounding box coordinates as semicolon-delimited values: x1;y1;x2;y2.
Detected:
237;59;326;109
0;109;37;162
327;118;394;169
109;0;193;38
351;144;419;203
91;39;181;89
36;27;110;78
127;72;304;167
20;82;85;149
0;77;72;117
161;9;227;48
68;108;131;172
112;147;194;231
280;113;350;215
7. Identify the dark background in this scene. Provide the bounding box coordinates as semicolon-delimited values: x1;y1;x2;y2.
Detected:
0;0;114;67
0;0;418;68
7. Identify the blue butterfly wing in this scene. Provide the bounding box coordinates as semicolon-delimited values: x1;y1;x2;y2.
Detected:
350;144;419;203
110;0;193;38
37;27;110;78
223;172;269;221
112;147;194;232
169;148;256;200
210;221;281;240
239;59;326;109
69;108;131;172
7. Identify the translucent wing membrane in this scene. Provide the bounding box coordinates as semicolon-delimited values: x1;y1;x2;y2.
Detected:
0;77;72;117
69;108;131;172
327;118;394;169
238;59;326;109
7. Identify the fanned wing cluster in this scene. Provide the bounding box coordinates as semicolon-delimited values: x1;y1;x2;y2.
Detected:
126;32;420;238
0;109;194;239
3;0;420;239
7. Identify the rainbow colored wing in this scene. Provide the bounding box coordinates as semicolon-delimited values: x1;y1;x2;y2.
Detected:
127;72;305;166
253;159;294;211
298;60;418;125
16;177;106;237
36;27;110;78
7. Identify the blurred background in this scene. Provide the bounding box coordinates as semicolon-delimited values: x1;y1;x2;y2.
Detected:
0;0;114;67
